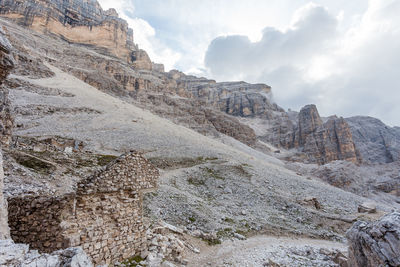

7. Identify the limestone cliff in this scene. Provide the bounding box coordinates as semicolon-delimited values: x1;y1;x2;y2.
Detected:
0;0;153;69
298;105;360;164
346;116;400;163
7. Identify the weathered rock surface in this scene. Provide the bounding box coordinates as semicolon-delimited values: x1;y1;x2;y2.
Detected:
347;116;400;163
131;49;153;70
271;105;361;164
0;0;153;67
0;88;13;146
298;104;323;146
0;239;93;266
0;27;13;240
0;27;13;82
302;116;360;164
347;212;400;267
0;150;8;240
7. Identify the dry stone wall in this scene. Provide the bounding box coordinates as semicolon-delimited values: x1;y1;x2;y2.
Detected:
8;152;159;265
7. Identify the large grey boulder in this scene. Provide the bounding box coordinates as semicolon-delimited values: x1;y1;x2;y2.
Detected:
0;239;93;267
346;212;400;267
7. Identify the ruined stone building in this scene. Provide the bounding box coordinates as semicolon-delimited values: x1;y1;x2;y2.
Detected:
8;152;159;265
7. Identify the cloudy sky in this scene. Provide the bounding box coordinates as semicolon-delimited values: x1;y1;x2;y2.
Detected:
98;0;400;126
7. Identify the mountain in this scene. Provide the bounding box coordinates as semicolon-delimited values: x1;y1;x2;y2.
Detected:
0;0;399;266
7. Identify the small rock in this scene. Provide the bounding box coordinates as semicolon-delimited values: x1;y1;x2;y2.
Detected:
233;233;246;240
224;187;232;194
358;202;376;213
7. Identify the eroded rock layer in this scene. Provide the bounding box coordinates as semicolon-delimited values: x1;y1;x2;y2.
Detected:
347;212;400;267
346;116;400;163
0;0;154;67
298;105;360;164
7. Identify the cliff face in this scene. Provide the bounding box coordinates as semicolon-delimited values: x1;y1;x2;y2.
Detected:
0;27;13;240
0;0;152;69
346;116;400;163
297;105;360;164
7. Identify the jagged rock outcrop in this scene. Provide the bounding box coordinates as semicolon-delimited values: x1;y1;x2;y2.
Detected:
301;115;360;164
346;212;400;267
0;27;13;240
0;27;13;82
0;0;153;68
298;105;323;146
0;239;93;266
346;116;400;163
130;49;153;71
269;105;361;164
175;75;280;117
152;62;165;72
0;89;12;146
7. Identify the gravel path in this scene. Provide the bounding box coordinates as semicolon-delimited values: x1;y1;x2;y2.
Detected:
188;235;347;267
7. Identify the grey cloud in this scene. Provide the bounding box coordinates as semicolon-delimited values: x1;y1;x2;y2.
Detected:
205;5;337;81
204;3;400;126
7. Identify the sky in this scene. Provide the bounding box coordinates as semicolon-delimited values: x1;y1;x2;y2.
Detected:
97;0;400;127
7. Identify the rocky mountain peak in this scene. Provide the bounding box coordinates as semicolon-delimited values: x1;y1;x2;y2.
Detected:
298;104;323;146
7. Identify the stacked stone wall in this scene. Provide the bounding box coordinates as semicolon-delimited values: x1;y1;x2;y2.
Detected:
8;195;71;251
7;152;158;265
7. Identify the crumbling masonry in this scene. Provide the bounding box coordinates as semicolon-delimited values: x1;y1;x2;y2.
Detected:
8;152;159;265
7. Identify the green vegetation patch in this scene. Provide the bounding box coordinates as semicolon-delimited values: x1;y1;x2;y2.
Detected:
120;255;145;267
203;167;224;180
187;176;206;186
96;154;118;166
217;228;233;238
232;164;252;179
13;153;56;175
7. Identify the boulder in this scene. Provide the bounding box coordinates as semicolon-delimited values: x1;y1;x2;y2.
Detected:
346;212;400;267
0;239;93;266
358;202;377;214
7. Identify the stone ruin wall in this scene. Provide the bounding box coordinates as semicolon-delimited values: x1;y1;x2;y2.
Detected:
8;152;159;265
8;195;71;251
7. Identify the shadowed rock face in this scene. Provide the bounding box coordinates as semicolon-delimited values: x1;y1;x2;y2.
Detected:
346;212;400;267
0;28;13;83
346;116;400;163
298;104;323;146
0;28;13;239
302;116;360;164
273;105;361;164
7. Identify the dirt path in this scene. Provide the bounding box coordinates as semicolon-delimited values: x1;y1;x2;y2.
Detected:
187;234;347;267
